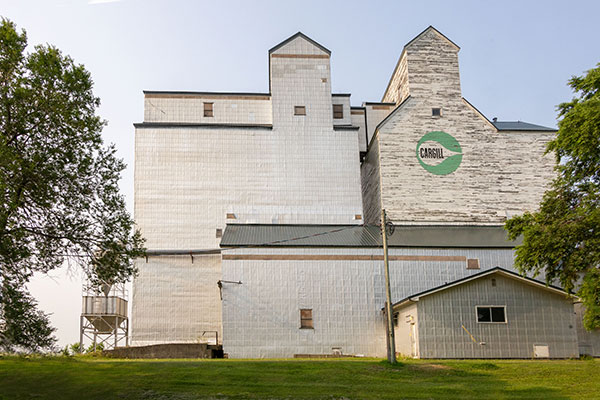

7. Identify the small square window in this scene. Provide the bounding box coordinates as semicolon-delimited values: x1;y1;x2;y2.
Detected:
432;108;441;117
294;106;306;116
467;259;480;270
300;308;313;329
333;104;343;119
215;229;223;238
477;307;491;322
476;306;506;323
204;102;214;117
491;307;505;322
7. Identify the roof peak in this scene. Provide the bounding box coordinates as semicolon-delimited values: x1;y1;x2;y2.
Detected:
268;32;331;55
381;26;460;102
404;25;460;51
393;267;570;309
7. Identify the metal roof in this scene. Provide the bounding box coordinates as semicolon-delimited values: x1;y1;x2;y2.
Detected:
221;224;378;247
392;267;570;310
493;121;556;132
220;224;519;248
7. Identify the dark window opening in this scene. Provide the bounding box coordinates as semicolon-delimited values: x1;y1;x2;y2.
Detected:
333;104;344;119
477;306;506;323
432;108;441;117
215;229;223;238
393;312;399;327
204;102;214;117
300;308;313;329
294;106;306;116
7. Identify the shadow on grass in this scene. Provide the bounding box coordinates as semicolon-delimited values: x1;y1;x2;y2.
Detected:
0;356;582;400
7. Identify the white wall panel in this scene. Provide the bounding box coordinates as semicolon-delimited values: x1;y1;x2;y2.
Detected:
221;246;526;358
144;96;272;125
131;255;222;346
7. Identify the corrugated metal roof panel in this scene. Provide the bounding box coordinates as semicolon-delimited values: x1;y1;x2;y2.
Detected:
220;224;378;247
493;121;556;131
220;224;518;248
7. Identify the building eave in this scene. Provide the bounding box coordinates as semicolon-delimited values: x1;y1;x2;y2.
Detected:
392;267;573;311
143;90;270;98
134;122;273;129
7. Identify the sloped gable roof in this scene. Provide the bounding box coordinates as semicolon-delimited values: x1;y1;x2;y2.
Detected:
404;25;460;51
268;32;331;55
392;267;571;310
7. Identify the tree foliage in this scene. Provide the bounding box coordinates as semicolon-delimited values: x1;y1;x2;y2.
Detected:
0;19;145;351
506;63;600;330
0;283;55;352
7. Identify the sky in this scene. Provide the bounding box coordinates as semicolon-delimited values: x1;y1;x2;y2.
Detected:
2;0;599;348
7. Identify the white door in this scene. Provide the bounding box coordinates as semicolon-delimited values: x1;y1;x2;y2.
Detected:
410;323;418;358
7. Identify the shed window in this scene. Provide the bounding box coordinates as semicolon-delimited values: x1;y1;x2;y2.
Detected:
476;306;506;323
204;102;214;117
294;106;306;116
432;108;441;117
333;104;343;119
300;309;313;329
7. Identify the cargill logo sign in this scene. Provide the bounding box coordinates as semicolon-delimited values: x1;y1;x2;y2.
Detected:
416;131;463;175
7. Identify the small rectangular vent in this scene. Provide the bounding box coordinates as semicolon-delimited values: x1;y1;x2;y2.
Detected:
204;102;214;117
300;309;313;329
333;104;343;119
467;259;480;269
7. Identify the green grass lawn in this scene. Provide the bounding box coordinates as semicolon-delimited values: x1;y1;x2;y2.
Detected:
0;356;598;399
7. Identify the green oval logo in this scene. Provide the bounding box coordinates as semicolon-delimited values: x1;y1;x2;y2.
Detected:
416;131;462;175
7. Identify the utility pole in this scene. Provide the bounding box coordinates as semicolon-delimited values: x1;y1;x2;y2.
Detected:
381;209;396;364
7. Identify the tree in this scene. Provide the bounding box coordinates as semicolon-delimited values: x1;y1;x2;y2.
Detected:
0;282;55;352
0;19;145;351
506;63;600;330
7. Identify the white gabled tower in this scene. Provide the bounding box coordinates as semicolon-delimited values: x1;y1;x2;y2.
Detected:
382;26;462;105
269;32;334;131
